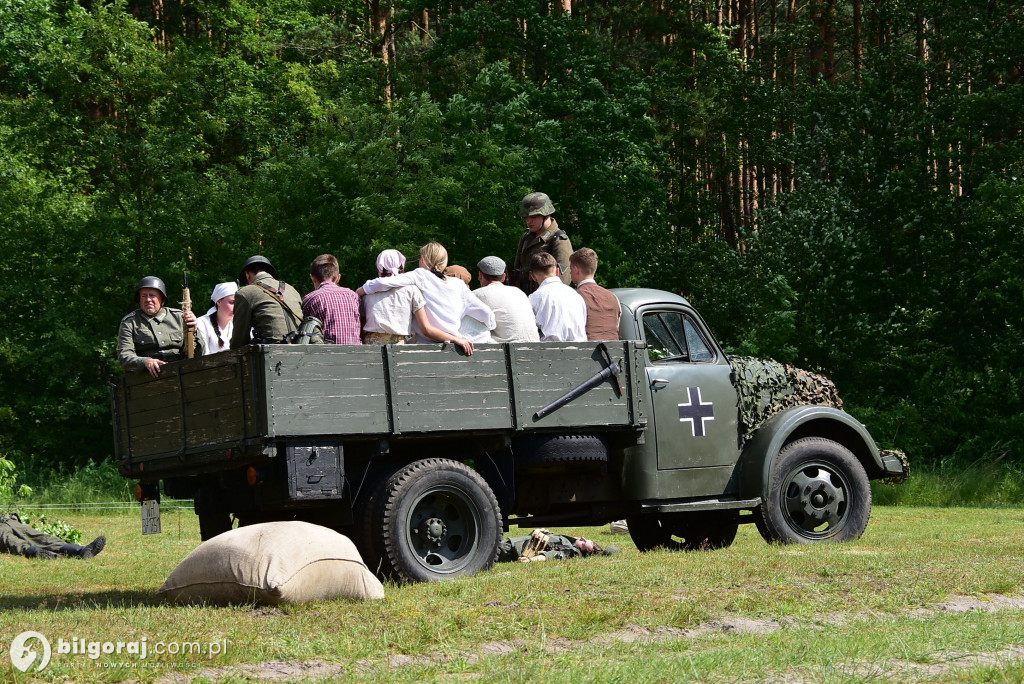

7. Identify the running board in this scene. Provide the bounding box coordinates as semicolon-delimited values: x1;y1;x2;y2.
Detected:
642;497;762;514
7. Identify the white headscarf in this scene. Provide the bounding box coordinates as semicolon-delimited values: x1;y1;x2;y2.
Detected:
376;249;406;277
206;281;238;315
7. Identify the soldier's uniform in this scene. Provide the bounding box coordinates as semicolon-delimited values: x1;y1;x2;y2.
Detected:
512;217;574;293
512;192;574;293
498;532;586;562
116;307;196;372
230;272;304;348
0;513;106;559
497;530;619;562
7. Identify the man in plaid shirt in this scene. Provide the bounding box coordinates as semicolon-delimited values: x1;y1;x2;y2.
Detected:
302;254;362;344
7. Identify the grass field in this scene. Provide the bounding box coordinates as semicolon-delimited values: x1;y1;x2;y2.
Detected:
2;504;1024;683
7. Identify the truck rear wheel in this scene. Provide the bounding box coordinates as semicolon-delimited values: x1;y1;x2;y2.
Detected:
627;512;738;552
377;458;502;583
756;437;871;544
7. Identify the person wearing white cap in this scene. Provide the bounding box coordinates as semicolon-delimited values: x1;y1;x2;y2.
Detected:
196;281;238;355
473;256;540;343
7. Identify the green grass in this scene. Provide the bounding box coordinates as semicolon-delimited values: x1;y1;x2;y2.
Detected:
12;452;1024;510
2;505;1024;682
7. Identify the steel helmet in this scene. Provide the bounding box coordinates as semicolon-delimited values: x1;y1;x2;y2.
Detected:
238;255;278;282
135;276;167;303
520;192;555;218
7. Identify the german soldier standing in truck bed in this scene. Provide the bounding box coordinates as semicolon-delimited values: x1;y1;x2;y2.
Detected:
117;276;201;378
512;192;573;294
231;255;304;348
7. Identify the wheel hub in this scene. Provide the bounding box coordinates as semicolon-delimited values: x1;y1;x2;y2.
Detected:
416;517;447;546
784;463;848;532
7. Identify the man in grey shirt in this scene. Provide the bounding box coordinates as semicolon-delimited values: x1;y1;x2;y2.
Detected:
473;256;540;343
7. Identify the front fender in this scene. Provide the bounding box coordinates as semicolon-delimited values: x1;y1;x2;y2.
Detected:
737;405;883;501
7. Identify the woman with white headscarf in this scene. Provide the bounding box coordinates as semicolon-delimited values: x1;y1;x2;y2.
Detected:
196;281;238;355
358;247;481;355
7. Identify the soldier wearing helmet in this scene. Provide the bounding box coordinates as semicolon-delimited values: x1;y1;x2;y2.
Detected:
117;276;201;378
511;191;573;293
230;255;305;348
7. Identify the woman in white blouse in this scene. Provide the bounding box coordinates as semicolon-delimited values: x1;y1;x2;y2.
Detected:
195;281;237;355
359;247;483;354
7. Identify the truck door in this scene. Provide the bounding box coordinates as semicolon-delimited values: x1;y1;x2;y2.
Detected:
640;308;739;493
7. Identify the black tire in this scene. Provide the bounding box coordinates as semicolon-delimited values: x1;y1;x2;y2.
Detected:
515;434;609;466
194;488;233;541
627;513;738;552
377;459;502;583
197;513;232;541
627;514;681;552
756;437;872;544
677;514;739;550
356;474;395;578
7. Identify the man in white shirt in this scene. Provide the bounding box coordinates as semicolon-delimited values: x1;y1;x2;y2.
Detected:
528;252;587;342
473;256;540;343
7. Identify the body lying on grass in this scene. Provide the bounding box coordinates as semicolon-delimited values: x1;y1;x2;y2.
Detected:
498;528;620;563
0;513;106;559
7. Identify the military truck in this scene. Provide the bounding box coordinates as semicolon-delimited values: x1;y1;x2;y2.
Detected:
111;288;907;582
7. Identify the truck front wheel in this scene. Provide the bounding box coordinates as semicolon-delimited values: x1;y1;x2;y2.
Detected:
756;437;871;544
377;458;502;583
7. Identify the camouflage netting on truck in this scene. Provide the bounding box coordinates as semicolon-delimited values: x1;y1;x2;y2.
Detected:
728;355;844;447
878;448;911;485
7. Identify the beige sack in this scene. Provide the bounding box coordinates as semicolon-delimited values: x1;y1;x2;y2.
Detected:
159;521;385;605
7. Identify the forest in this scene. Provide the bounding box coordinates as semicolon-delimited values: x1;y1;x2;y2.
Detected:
0;0;1021;484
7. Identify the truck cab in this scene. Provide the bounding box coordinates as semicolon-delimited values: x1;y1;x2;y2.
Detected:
612;288;906;551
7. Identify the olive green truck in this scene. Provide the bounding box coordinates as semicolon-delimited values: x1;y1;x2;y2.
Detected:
111;288;908;582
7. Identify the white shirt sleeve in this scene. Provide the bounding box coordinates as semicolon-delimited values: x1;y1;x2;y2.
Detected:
463;290;496;329
362;271;419;295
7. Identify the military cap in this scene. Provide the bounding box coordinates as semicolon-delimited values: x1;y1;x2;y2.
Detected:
477;256;507;277
520;192;555;218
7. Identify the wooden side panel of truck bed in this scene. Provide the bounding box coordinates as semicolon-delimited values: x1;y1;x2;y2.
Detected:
112;341;642;477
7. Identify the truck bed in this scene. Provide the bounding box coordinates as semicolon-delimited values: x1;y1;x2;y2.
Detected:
111;341;646;478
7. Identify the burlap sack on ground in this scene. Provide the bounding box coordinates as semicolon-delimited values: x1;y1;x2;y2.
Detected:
159;521;385;605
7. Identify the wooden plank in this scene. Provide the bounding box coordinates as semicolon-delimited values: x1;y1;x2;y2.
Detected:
269;376;387;401
263;346;389;436
510;342;633;429
390;346;512;433
122;350;258;460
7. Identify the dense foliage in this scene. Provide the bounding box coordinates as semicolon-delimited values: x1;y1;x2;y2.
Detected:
1;0;1020;482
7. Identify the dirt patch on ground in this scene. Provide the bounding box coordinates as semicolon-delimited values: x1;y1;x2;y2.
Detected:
157;593;1024;682
157;659;345;683
774;645;1024;684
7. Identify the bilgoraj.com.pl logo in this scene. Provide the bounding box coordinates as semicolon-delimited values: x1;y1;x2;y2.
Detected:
9;631;51;673
8;631;228;672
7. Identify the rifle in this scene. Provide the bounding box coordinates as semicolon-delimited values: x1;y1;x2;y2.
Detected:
182;271;195;359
